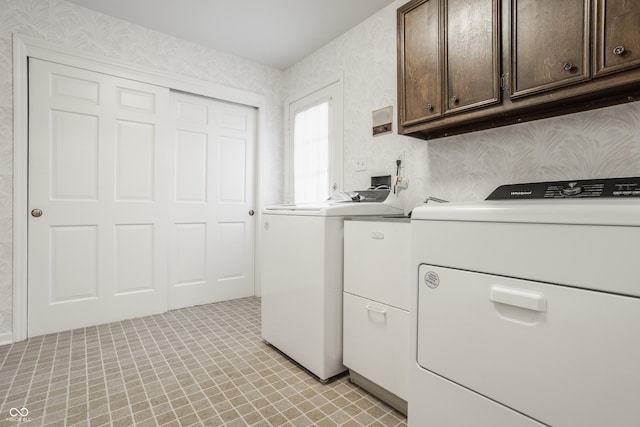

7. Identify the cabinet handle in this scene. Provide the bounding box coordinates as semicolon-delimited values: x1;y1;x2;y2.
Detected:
450;96;459;104
613;45;625;55
563;62;574;71
426;103;434;112
370;231;384;239
365;305;387;315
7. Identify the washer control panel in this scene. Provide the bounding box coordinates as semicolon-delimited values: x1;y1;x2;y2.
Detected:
486;177;640;200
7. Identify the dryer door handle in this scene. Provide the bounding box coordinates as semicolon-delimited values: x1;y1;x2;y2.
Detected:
365;305;387;315
490;286;547;312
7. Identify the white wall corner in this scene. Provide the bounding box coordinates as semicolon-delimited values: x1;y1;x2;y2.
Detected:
0;332;13;347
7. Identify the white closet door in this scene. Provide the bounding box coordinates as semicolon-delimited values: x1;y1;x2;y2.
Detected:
168;92;256;309
28;58;170;336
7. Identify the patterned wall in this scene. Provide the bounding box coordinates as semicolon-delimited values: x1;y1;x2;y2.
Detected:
2;0;640;340
284;1;640;211
0;0;285;339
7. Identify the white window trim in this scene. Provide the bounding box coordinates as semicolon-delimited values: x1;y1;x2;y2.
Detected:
284;76;344;204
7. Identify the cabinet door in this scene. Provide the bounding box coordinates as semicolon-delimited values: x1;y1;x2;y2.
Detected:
444;0;501;113
344;221;411;311
343;293;410;400
398;0;442;127
511;0;590;98
594;0;640;77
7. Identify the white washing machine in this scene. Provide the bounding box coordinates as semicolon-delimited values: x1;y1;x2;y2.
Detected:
410;178;640;427
261;190;404;381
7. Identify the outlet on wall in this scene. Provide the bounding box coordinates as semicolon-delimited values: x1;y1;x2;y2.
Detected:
355;158;367;172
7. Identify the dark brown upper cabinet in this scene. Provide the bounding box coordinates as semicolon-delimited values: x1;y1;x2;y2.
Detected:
510;0;590;98
594;0;640;77
398;0;640;140
398;0;500;129
445;0;501;112
399;0;442;126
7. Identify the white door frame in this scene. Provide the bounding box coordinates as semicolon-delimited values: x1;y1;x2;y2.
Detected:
12;33;266;343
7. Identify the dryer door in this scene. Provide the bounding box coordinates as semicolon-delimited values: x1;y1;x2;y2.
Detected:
417;264;640;427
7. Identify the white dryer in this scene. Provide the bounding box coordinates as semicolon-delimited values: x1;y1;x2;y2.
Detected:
261;190;403;381
410;178;640;427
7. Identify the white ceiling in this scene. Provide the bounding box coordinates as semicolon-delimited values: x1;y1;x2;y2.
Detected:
65;0;396;70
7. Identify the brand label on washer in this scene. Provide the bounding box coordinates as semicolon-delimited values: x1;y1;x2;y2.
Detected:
424;271;439;289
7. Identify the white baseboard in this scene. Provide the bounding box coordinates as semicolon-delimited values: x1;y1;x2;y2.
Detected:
0;332;13;346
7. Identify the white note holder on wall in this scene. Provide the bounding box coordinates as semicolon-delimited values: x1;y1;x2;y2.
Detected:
372;106;393;136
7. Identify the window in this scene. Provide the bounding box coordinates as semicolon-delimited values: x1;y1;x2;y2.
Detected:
286;79;343;204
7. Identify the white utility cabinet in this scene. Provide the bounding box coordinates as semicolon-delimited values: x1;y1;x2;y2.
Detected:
343;218;411;414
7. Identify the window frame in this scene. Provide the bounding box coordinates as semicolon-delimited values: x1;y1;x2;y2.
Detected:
284;77;344;204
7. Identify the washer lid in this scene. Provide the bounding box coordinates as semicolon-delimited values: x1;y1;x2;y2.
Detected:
264;201;404;216
411;199;640;226
264;189;404;216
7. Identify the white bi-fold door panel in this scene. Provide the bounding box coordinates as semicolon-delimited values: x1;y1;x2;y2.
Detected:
28;58;171;336
168;92;256;309
28;59;257;336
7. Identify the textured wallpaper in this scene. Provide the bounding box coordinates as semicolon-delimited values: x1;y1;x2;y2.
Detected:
0;0;285;339
285;1;640;209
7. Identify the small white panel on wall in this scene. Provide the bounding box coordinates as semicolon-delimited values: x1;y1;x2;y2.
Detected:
51;111;99;200
175;130;208;202
175;223;207;286
116;120;155;201
115;224;155;294
372;106;393;136
51;226;98;303
219;136;246;203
